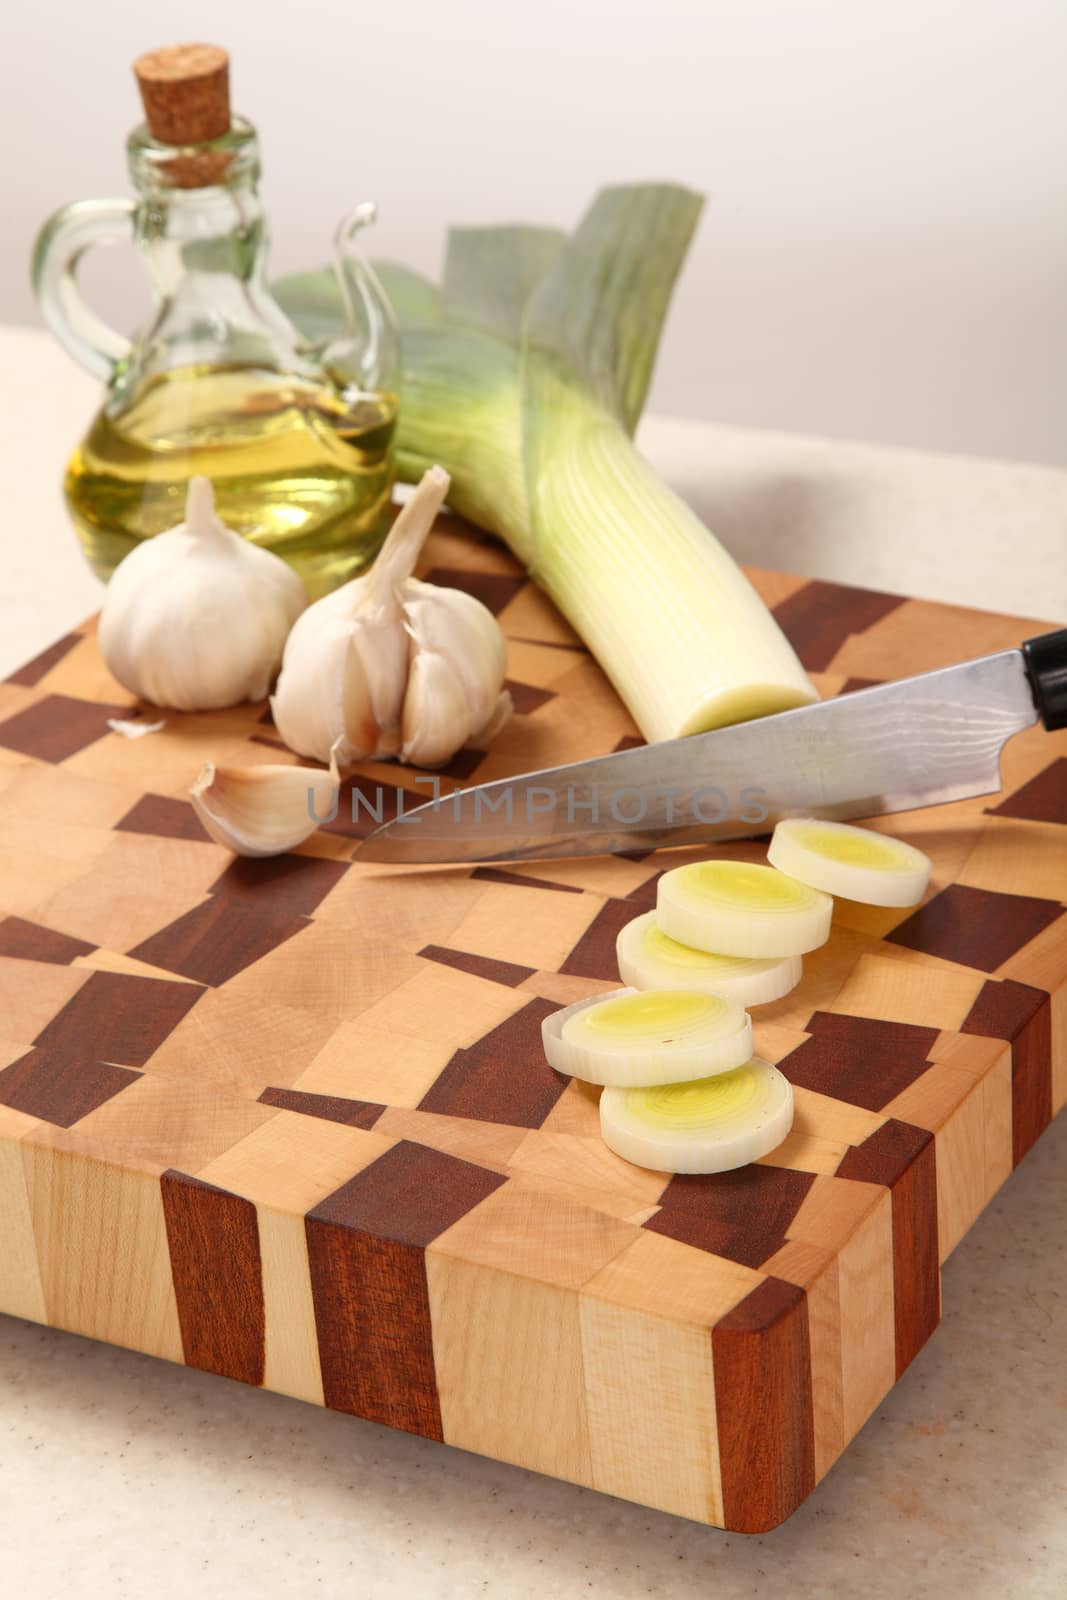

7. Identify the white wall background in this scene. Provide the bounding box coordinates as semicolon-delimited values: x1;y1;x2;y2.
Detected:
3;0;1065;465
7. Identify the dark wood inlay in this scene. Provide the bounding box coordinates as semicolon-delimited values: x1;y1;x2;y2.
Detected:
306;1142;505;1435
772;580;906;672
782;1011;939;1112
712;1277;816;1533
838;675;882;695
0;916;95;966
431;748;487;783
257;1087;386;1130
470;867;582;894
4;633;81;687
209;854;348;916
130;899;310;986
560;898;643;981
420;568;526;616
33;970;204;1066
504;679;555;715
116;794;212;843
321;775;426;839
837;1119;940;1375
418;943;535;988
0;694;136;763
887;883;1063;973
625;870;665;911
962;978;1052;1164
0;1048;139;1127
646;1165;816;1269
419;998;566;1127
987;759;1067;825
161;1170;265;1386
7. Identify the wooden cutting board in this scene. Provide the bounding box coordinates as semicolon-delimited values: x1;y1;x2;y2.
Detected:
0;516;1063;1534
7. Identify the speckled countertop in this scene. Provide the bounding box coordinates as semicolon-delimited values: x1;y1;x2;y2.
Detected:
1;326;1065;1598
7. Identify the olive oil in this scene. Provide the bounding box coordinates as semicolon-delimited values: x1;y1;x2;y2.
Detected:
65;364;398;596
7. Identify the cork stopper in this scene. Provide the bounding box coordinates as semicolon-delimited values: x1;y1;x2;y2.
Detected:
133;44;231;145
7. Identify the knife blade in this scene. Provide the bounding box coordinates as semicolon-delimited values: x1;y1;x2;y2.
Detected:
353;630;1067;864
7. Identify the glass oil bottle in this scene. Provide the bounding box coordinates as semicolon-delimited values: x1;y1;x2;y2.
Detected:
32;44;400;597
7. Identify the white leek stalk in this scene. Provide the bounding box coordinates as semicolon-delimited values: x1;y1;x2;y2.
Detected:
531;412;814;735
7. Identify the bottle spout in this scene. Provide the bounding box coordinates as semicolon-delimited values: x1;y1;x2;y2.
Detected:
326;201;400;398
334;199;378;256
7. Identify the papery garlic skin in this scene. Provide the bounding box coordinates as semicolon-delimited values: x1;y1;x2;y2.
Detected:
107;717;166;740
272;466;512;769
190;743;341;858
400;583;511;766
274;603;363;763
99;477;308;711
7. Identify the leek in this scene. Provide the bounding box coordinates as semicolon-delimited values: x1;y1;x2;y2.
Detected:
276;186;816;743
616;910;802;1006
599;1058;795;1175
541;986;753;1087
767;818;932;906
657;860;834;957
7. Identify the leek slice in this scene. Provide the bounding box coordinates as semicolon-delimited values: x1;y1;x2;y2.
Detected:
767;818;931;907
542;986;752;1087
657;860;833;957
275;187;817;744
600;1057;794;1174
616;910;801;1005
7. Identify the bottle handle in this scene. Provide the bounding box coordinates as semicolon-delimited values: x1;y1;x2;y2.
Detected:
31;198;137;383
326;201;400;394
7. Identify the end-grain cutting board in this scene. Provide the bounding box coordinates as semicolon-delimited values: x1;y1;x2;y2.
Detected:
0;517;1063;1533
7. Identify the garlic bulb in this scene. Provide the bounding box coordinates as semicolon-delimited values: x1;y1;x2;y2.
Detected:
272;466;512;767
99;476;308;711
190;743;341;858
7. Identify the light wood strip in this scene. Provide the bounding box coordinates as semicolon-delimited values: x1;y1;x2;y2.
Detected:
828;954;985;1031
0;1106;47;1323
21;1135;182;1361
579;1298;721;1523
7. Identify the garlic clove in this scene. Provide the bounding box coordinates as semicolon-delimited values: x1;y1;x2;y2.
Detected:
190;743;342;858
98;476;308;712
364;466;450;601
468;688;514;749
272;613;354;763
400;650;473;767
403;584;507;727
346;603;408;758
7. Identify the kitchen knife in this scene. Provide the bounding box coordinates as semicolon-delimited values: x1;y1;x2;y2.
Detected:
354;628;1067;865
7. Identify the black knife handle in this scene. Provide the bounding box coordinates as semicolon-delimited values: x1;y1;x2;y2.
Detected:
1023;628;1067;731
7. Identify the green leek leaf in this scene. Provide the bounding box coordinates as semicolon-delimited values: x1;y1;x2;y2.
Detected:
442;225;565;341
